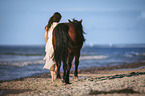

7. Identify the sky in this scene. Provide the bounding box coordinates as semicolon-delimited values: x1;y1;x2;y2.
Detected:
0;0;145;45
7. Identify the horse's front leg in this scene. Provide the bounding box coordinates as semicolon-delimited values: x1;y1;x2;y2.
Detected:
74;60;79;78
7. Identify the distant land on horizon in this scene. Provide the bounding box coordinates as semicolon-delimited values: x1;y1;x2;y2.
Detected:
0;43;145;48
84;43;145;48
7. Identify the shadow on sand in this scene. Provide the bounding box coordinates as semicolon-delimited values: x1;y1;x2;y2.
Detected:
86;72;145;82
89;88;139;95
0;89;32;95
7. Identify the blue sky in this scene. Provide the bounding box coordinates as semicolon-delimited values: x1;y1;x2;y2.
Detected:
0;0;145;45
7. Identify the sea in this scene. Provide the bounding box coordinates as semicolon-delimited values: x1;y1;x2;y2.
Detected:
0;44;145;81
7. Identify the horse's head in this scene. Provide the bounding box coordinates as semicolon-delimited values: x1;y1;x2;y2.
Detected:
69;19;82;23
68;19;85;41
68;19;83;31
68;19;82;24
73;19;82;23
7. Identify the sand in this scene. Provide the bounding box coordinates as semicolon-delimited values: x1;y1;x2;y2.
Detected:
0;62;145;96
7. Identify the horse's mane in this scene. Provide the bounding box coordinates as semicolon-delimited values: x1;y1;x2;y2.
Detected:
68;19;85;42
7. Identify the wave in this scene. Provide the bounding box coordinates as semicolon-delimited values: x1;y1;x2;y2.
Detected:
0;55;108;67
125;52;145;57
3;53;44;56
80;55;108;60
141;53;145;56
0;60;45;67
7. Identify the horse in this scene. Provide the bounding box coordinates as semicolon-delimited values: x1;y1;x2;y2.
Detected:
52;19;85;84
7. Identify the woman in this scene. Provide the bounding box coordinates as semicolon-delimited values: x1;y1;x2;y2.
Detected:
43;12;62;82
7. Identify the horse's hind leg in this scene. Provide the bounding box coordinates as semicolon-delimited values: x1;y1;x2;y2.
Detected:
54;61;64;85
62;60;67;83
66;52;74;84
74;51;80;79
56;61;61;79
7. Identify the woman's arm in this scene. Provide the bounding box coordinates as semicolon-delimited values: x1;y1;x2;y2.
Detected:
44;25;48;42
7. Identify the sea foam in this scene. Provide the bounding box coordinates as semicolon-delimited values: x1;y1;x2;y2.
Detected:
80;55;108;60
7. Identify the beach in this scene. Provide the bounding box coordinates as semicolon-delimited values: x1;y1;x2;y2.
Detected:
0;62;145;96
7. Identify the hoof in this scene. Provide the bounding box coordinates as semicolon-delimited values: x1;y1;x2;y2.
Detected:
65;82;72;84
62;80;71;84
73;76;78;81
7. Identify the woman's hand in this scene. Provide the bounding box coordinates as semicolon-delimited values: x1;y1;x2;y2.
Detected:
44;25;48;42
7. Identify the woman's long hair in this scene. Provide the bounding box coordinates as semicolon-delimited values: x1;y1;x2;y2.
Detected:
46;12;62;31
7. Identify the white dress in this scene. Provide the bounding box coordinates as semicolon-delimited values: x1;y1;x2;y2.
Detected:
43;22;58;69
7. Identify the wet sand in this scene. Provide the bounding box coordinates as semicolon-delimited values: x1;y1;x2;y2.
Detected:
0;62;145;96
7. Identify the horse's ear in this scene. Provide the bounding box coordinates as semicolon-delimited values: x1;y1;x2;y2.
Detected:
80;19;82;23
68;19;71;23
73;18;75;22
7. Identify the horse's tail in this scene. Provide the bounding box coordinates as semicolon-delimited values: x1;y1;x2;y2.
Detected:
53;23;70;64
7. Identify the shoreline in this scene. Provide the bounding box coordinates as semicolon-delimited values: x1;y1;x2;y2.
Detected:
0;62;145;96
78;61;145;74
1;61;145;83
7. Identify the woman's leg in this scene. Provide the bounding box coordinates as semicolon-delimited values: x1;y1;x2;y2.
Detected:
53;64;57;80
50;64;55;82
50;71;54;82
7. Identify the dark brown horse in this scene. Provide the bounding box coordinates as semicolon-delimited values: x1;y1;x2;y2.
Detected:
52;19;85;84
